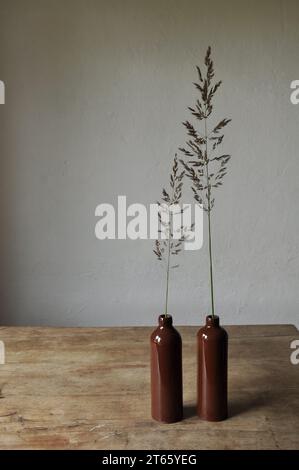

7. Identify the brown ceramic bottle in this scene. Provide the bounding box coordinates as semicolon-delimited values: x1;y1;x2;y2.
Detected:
150;314;183;423
197;315;228;421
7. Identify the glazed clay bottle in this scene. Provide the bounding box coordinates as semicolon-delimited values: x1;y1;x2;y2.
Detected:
150;314;183;423
197;315;228;421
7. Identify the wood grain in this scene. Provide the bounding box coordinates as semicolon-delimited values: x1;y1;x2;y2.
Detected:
0;324;298;449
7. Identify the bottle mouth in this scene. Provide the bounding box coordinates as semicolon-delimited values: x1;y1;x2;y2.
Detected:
206;314;220;326
159;314;173;326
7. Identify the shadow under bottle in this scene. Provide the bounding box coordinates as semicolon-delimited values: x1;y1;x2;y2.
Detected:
150;314;183;423
197;315;228;421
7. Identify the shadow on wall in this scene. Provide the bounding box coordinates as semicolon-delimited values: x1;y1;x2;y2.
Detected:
0;83;20;325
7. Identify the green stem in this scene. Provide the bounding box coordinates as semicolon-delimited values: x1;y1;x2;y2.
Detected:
204;115;215;318
207;207;215;317
164;185;175;318
164;218;171;317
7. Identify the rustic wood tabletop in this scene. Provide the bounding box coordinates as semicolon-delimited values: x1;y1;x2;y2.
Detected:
0;324;298;450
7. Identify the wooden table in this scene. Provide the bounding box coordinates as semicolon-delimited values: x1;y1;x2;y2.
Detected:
0;324;298;450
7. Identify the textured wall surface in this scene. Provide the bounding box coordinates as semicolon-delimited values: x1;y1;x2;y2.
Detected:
0;0;298;326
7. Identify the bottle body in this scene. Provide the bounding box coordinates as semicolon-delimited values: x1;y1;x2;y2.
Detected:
150;315;183;423
197;315;228;421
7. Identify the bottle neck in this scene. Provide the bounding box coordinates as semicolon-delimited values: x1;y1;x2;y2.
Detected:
205;315;220;327
158;314;173;327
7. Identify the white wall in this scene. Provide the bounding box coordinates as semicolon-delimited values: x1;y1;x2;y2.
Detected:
0;0;298;327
